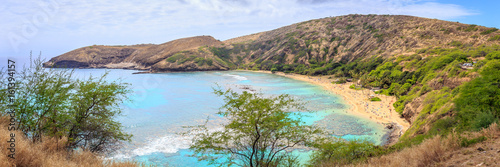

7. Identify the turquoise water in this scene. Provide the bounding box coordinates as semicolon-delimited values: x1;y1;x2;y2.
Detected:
69;69;388;166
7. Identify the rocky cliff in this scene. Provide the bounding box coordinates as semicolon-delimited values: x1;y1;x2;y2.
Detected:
43;36;227;71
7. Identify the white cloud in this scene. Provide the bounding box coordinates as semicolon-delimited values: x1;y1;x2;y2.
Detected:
1;0;475;36
0;0;476;57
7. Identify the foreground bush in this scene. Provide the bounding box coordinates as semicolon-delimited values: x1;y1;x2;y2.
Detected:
0;117;140;167
0;57;132;153
187;88;324;166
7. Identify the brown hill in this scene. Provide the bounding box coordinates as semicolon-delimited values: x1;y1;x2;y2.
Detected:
226;14;498;68
44;15;500;72
43;36;225;70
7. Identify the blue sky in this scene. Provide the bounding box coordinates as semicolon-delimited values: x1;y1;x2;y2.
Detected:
1;0;499;65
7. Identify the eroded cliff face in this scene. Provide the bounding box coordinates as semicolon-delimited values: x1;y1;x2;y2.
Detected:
402;94;428;124
43;46;139;68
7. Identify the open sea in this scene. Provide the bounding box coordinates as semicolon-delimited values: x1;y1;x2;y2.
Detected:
69;69;389;167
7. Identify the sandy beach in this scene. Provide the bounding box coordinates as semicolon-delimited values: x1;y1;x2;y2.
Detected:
248;70;410;140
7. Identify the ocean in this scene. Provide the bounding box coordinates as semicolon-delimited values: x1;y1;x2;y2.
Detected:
69;69;389;166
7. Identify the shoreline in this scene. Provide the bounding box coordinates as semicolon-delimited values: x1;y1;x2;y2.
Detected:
72;68;409;144
244;70;410;145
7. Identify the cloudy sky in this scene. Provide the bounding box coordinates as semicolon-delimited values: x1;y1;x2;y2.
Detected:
1;0;499;64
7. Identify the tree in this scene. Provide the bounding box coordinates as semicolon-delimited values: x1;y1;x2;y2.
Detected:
187;88;324;167
66;74;132;153
388;83;403;98
12;58;75;142
0;57;131;153
271;67;278;73
455;60;500;130
486;51;500;60
308;139;384;166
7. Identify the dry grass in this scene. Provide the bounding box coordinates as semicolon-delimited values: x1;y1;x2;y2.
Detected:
436;123;500;166
360;136;450;167
310;123;500;167
348;123;500;167
0;117;142;167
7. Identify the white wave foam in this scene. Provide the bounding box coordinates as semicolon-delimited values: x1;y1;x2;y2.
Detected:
223;74;248;81
132;134;193;156
110;127;225;159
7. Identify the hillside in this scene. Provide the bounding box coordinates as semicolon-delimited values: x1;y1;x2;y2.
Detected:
43;36;227;71
227;14;498;71
43;14;500;166
44;14;500;134
45;15;500;73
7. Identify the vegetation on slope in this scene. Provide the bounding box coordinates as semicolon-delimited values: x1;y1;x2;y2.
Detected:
0;117;141;167
307;44;500;165
41;14;500;166
220;15;499;74
43;36;225;71
45;15;500;73
356;123;500;167
192;16;500;166
0;58;136;165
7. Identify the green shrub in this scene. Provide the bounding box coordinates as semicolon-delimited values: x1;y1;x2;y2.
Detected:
428;117;457;135
206;59;213;66
464;25;478;32
194;57;206;66
431;52;466;70
270;67;278;73
333;77;347;84
480;28;498;35
449;41;463;47
0;58;132;153
345;24;355;30
373;33;385;43
177;55;197;64
454;60;500;131
488;35;500;41
458;71;469;77
349;84;362;90
460;136;487;147
309;139;386;166
166;57;176;63
209;47;231;59
486;51;500;60
472;112;497;130
166;53;184;63
392;134;433;150
370;97;381;101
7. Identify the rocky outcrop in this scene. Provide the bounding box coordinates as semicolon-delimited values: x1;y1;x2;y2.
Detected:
43;36;224;71
427;76;472;90
384;122;404;146
402;93;428;124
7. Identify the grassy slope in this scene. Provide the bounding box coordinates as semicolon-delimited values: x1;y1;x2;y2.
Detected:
0;117;142;167
357;123;500;167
